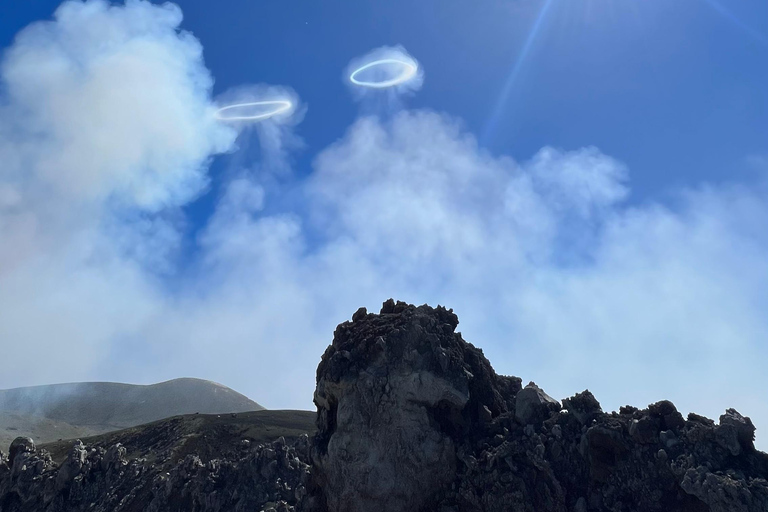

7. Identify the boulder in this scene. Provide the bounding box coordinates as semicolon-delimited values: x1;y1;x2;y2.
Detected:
515;382;560;425
716;408;756;456
8;437;35;466
562;390;601;425
648;400;686;431
56;440;88;491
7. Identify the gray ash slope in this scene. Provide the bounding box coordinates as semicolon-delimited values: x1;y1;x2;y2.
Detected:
2;301;768;512
0;378;264;428
0;378;264;449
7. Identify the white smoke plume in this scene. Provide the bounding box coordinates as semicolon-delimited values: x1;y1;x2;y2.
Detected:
0;0;235;385
345;45;424;111
213;84;304;174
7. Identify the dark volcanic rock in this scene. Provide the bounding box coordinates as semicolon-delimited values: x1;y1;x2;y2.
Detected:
562;390;602;425
516;382;561;426
0;435;311;512
307;300;521;512
8;438;35;467
1;300;767;512
306;300;768;512
0;413;314;512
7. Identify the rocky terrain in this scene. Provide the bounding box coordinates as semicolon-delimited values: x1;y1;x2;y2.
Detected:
0;415;102;460
39;410;315;466
0;410;314;512
0;378;263;449
2;300;767;511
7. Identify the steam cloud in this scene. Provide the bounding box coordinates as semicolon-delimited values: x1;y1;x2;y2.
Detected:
1;1;767;450
214;84;305;174
345;45;424;106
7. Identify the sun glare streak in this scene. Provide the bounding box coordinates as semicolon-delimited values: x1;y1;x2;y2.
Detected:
482;0;556;145
701;0;768;47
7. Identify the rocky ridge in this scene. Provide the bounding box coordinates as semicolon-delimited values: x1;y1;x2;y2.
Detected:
0;432;311;512
2;300;767;512
307;300;768;512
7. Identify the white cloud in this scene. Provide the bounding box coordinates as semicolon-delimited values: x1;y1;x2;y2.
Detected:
0;0;234;212
301;112;768;446
119;110;768;451
1;1;767;451
0;0;235;384
507;183;768;414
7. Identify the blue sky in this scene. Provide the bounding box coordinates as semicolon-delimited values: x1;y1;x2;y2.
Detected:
6;0;765;205
182;0;766;194
0;0;767;447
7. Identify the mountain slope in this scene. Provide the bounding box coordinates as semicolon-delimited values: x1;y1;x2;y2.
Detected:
0;413;101;456
0;378;263;447
40;409;315;466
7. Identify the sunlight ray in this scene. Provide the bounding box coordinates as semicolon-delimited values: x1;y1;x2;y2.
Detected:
482;0;556;145
701;0;768;47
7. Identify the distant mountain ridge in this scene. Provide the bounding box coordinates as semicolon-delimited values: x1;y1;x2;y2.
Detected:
0;378;264;447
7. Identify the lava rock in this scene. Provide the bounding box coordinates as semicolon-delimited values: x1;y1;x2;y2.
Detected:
562;390;602;425
8;436;36;466
2;301;768;512
649;400;686;431
515;382;560;426
308;300;519;512
629;415;658;444
716;408;756;456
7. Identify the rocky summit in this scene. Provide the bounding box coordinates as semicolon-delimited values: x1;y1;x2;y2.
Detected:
2;300;767;512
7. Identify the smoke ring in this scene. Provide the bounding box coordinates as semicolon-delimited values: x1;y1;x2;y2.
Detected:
214;100;293;121
349;58;418;88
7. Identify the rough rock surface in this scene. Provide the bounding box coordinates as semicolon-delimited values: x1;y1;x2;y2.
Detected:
0;434;310;512
1;300;767;512
307;299;522;512
306;300;768;512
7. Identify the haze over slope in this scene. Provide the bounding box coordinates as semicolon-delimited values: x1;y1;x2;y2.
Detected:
0;378;264;448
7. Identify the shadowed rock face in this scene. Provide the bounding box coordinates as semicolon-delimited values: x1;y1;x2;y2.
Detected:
307;300;768;512
307;300;522;512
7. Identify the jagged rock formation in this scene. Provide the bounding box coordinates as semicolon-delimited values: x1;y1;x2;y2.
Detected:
1;300;767;512
0;411;314;512
306;300;768;512
307;299;522;512
0;434;310;512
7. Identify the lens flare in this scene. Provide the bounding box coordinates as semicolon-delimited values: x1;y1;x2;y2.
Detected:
349;58;418;88
214;100;293;122
701;0;768;47
482;0;555;145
